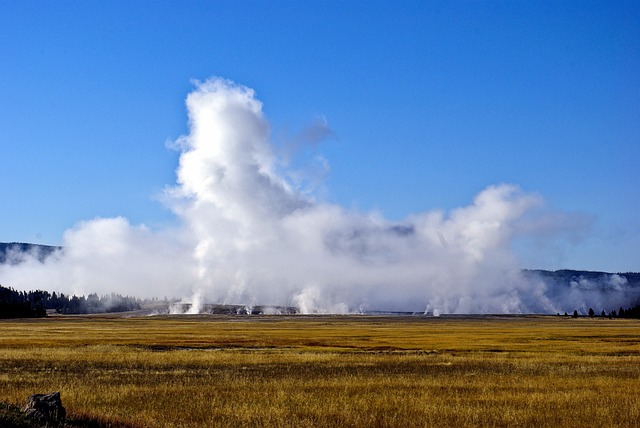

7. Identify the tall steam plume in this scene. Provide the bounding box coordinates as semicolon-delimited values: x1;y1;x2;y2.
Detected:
1;78;626;314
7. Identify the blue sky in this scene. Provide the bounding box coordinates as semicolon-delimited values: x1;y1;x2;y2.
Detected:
1;1;638;272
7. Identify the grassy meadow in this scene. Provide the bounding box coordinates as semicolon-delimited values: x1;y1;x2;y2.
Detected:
0;314;639;427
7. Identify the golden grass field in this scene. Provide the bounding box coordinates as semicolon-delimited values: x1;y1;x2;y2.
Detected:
0;314;639;427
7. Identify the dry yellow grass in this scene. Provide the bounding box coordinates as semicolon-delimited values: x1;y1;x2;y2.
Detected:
0;315;639;427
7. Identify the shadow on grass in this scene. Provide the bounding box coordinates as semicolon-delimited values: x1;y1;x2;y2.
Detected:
0;402;135;428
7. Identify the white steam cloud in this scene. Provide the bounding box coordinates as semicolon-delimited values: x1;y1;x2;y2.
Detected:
0;78;627;314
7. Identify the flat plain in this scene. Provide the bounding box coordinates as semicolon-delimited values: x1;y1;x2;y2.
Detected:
0;314;639;427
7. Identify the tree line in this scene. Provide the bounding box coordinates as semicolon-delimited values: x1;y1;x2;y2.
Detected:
0;284;140;318
565;305;640;319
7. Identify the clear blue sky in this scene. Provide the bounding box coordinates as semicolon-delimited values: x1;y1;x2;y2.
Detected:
1;0;638;272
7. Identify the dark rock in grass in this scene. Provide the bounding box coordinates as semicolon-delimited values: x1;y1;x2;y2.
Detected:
21;391;66;423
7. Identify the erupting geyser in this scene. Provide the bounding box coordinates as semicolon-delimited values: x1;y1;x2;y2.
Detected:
1;77;632;315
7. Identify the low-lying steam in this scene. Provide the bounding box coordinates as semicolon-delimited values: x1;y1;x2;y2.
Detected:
1;78;632;314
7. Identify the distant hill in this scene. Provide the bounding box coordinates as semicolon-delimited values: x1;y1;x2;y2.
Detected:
0;242;61;264
523;269;640;287
523;269;640;314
